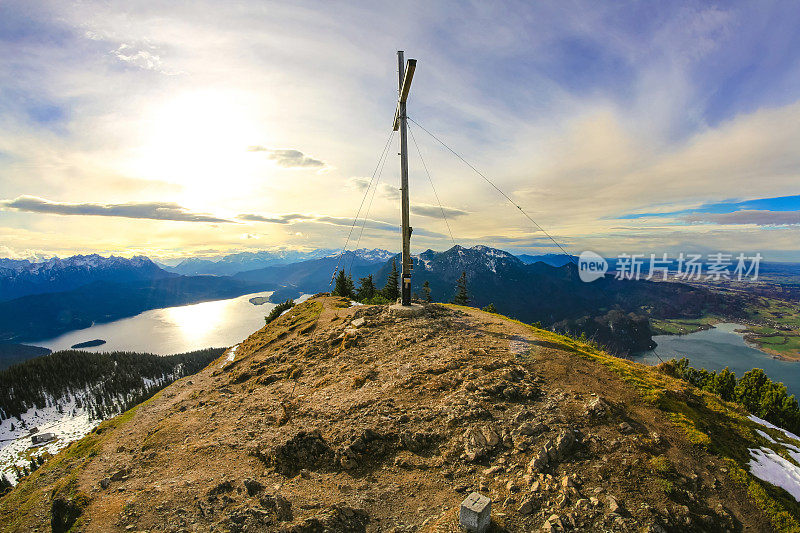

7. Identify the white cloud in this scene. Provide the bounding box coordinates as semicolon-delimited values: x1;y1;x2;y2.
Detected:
247;147;326;169
113;44;163;71
1;196;233;223
0;2;799;259
685;210;800;226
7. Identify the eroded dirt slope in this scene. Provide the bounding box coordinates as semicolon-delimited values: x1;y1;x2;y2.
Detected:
0;296;785;532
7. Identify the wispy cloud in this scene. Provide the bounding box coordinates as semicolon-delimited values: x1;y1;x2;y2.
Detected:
685;210;800;226
379;183;400;201
237;213;304;224
411;204;468;218
113;44;168;73
347;177;371;192
619;195;800;220
1;196;233;223
237;212;393;230
247;147;326;168
237;211;446;238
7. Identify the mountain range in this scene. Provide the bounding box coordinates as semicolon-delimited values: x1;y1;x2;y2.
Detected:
0;249;393;345
161;248;395;276
0;255;172;302
372;245;746;350
0;246;758;357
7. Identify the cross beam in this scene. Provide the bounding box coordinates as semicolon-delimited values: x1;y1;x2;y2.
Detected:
393;58;416;131
394;51;416;306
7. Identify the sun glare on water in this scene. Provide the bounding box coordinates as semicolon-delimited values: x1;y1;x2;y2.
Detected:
162;298;236;344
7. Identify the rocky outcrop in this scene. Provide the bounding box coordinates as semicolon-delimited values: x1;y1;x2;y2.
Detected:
255;430;335;476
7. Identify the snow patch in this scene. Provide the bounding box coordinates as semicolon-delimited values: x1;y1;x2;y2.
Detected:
1;372;174;483
749;414;800;442
220;345;238;368
0;396;99;483
748;447;800;501
756;429;777;443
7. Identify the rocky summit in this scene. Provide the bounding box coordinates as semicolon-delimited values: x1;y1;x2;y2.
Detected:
0;296;794;531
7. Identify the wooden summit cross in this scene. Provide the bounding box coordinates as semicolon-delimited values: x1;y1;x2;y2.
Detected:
393;51;416;307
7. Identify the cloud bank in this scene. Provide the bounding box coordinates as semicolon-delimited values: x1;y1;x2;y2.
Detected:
1;196;233;223
685;210;800;226
412;204;468;218
237;212;446;238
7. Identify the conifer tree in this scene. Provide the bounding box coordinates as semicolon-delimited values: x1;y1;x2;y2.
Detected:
356;274;377;301
0;474;12;495
452;271;470;306
382;260;400;302
422;280;432;302
332;269;355;299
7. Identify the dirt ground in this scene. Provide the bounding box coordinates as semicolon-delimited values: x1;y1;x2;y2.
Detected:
2;296;776;532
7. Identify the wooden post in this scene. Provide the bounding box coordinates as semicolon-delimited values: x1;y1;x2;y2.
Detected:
395;51;416;306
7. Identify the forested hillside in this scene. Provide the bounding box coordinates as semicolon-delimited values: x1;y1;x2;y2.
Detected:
0;348;225;421
367;245;749;354
233;250;380;293
0;343;51;371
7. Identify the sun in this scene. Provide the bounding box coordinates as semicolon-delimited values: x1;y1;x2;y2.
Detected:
128;88;267;209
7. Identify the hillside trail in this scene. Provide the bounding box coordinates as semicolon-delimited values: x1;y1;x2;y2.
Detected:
1;296;772;532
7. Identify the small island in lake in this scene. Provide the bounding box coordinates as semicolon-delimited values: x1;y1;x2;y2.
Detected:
248;296;271;305
71;339;106;349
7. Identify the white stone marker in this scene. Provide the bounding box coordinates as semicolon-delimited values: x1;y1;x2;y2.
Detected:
459;492;491;532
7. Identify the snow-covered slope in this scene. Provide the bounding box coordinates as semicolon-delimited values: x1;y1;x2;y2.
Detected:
0;373;175;484
748;414;800;502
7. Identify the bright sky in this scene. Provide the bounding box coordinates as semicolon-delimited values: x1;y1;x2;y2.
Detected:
1;1;799;261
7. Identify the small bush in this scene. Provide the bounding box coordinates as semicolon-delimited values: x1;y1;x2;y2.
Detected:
362;294;391;305
265;299;295;324
649;455;674;475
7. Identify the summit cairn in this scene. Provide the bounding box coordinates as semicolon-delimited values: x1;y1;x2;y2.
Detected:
389;301;424;317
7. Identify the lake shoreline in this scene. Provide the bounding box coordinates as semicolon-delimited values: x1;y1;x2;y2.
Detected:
29;291;313;358
637;322;800;397
30;291;279;356
656;320;800;362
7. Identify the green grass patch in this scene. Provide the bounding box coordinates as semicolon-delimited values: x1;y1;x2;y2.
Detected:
724;458;800;532
649;455;675;475
236;300;323;358
651;316;721;335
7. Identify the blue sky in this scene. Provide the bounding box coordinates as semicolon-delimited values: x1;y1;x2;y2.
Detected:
621;195;800;218
0;1;799;260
